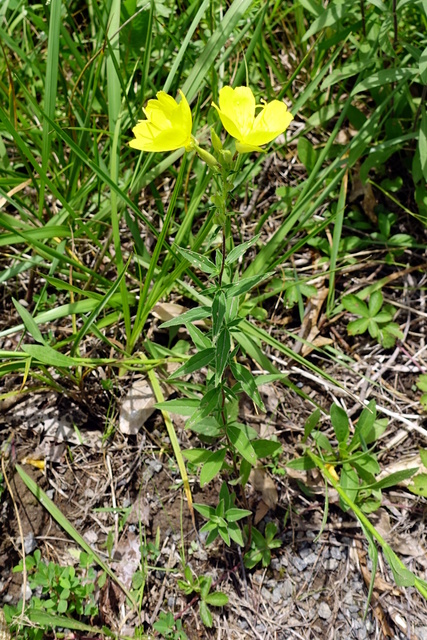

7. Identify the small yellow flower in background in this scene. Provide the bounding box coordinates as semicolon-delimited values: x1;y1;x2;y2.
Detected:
212;86;293;153
130;90;194;153
325;463;340;482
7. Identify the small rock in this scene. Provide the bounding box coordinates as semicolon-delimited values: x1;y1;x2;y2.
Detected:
260;586;271;601
318;602;332;620
304;552;318;565
83;529;98;544
147;459;162;473
19;533;37;555
292;557;307;571
281;578;294;598
324;558;338;571
271;587;282;603
271;558;281;571
330;546;342;560
356;627;367;640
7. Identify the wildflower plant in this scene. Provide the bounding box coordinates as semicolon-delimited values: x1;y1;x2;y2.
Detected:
131;85;292;554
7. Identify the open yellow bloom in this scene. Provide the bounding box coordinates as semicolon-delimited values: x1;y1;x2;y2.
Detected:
130;90;194;153
212;86;293;153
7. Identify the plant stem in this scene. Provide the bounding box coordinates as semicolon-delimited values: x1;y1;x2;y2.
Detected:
218;224;226;287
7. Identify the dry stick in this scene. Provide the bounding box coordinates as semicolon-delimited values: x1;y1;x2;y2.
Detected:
1;454;27;622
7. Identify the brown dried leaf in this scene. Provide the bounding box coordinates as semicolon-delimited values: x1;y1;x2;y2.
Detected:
249;468;278;509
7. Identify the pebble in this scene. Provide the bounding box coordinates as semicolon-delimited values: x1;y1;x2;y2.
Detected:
324;558;339;571
318;601;332;619
261;586;271;601
147;459;162;473
281;578;293;598
330;546;342;560
303;552;318;565
271;587;282;603
20;533;37;555
292;557;307;572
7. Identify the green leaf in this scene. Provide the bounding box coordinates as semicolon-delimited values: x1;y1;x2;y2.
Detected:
347;317;370;335
420;449;427;467
12;298;45;344
252;440;282;458
418;107;427;182
382;545;415;587
369;468;418;491
339;463;359;510
352;454;380;477
225;507;252;522
204;592;228;606
416;375;427;392
176;247;217;274
301;3;350;41
169;348;215;379
228;521;245;546
197;386;223;418
303;408;321;442
212;289;227;338
342;294;369;317
407;473;427;497
225;235;260;265
420;45;427;84
297;137;318;174
26;610;115;636
352;68;418;94
286;456;316;471
369;290;383;317
22;344;80;367
227;424;257;466
218;526;230;546
193;503;215;519
200;576;212;600
188;417;222;437
330;403;349;445
183;449;212;464
215;327;231;385
350;401;379;450
160;306;211;328
225;273;273;298
230;362;265;411
199;600;213;628
373;311;392;323
187;322;212;350
200;449;226;487
312;431;333;453
155;398;199;416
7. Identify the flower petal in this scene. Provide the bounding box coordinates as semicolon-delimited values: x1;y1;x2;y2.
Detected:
243;101;293;147
216;86;256;139
130;90;193;153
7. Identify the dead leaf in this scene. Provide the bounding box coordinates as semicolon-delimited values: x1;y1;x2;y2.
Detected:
112;532;141;591
249;468;278;509
376;454;427;486
119;378;156;435
128;494;151;526
152;302;187;322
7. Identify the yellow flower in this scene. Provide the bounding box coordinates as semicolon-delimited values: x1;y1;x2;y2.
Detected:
212;86;293;153
130;90;194;153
